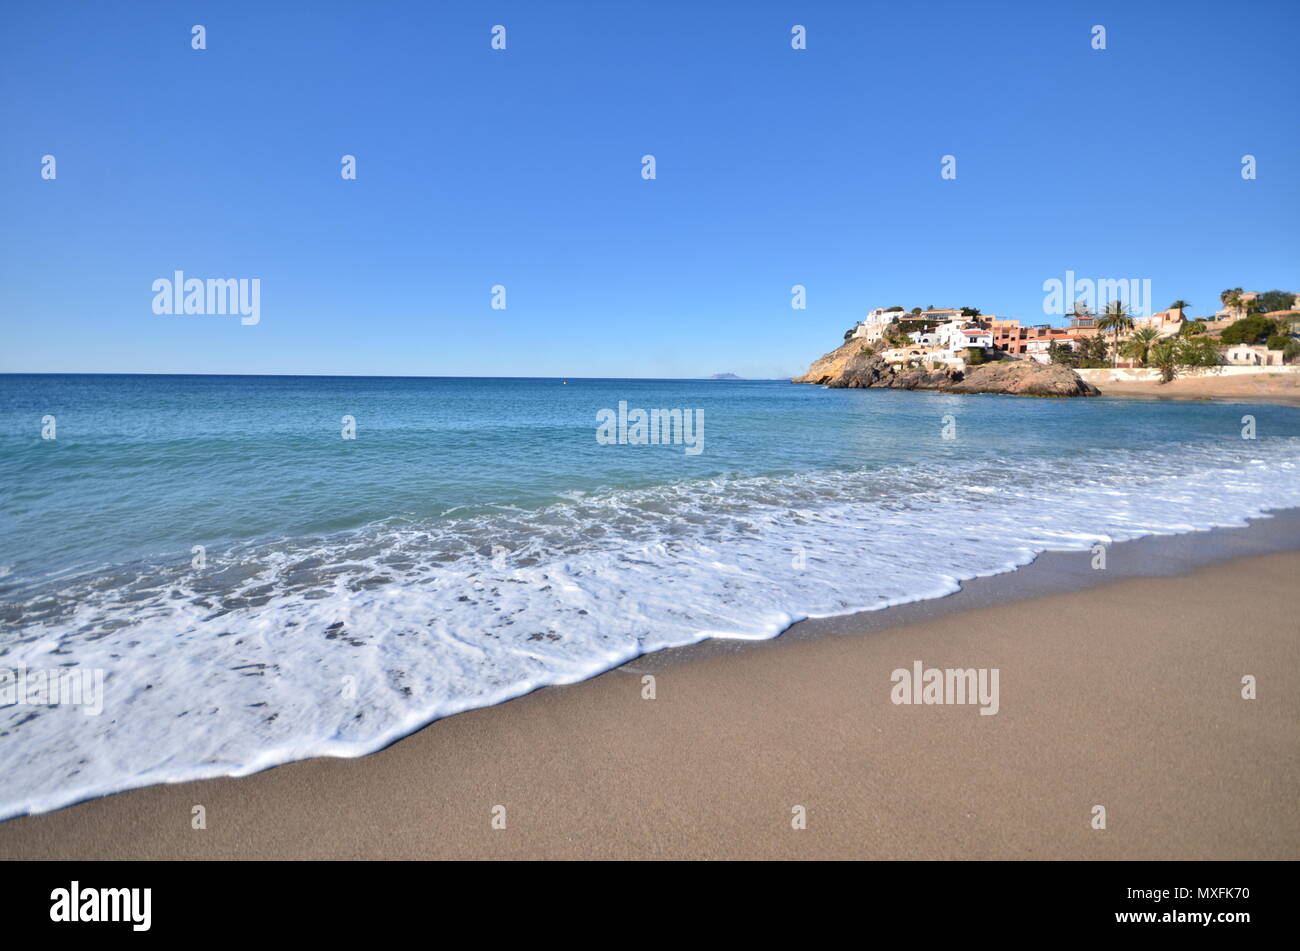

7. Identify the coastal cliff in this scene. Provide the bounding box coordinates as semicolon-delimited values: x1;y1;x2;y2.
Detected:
792;339;1098;397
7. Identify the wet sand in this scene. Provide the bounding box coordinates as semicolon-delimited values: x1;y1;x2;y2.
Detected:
2;519;1298;860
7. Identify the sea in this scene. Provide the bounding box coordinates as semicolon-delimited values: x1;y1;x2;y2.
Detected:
2;373;1298;818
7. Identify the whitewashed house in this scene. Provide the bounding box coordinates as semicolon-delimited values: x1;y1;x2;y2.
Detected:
931;319;993;363
851;307;907;344
1221;344;1282;366
880;346;927;366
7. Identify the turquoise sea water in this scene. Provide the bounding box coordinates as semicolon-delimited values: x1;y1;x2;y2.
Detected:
2;373;1299;817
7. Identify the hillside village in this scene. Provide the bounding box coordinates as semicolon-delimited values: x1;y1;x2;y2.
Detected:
844;289;1300;378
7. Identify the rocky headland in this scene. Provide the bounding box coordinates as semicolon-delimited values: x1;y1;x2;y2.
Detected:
792;338;1098;398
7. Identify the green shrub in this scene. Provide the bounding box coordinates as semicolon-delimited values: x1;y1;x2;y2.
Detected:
1255;290;1297;314
1176;336;1221;368
1220;315;1281;346
1081;334;1110;364
1047;341;1079;367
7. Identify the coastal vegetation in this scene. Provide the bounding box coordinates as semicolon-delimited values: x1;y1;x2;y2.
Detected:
1146;336;1221;383
1119;327;1161;367
1220;314;1288;346
1222;288;1296;315
1047;335;1109;368
1096;300;1137;368
813;283;1300;393
1268;336;1300;361
883;323;915;347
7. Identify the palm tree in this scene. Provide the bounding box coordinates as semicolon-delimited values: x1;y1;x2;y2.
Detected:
1148;340;1179;383
1220;287;1244;319
1096;300;1137;368
1169;299;1191;312
1120;326;1161;367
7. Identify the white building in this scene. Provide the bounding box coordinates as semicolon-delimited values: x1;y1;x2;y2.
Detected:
1221;344;1283;367
898;318;993;366
880;346;926;366
947;323;993;350
851;307;907;344
920;308;963;322
855;307;992;357
928;319;992;361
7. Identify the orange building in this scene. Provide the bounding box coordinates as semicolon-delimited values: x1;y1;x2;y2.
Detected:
989;318;1027;353
990;320;1089;355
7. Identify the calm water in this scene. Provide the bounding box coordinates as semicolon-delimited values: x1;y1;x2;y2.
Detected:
2;374;1299;817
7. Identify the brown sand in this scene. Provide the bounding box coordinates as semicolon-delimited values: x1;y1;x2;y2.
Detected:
1097;372;1300;406
1;551;1296;860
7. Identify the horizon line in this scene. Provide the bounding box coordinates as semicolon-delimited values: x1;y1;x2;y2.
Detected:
0;371;795;381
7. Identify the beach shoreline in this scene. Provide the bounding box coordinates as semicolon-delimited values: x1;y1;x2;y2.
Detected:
1090;371;1300;406
2;511;1297;860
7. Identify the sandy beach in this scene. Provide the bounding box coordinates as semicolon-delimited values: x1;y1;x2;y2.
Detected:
2;529;1296;861
1095;372;1300;406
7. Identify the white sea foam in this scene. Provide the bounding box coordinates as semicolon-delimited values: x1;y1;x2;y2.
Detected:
1;440;1299;819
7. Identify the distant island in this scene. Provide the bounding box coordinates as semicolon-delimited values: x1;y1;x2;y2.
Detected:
708;373;743;380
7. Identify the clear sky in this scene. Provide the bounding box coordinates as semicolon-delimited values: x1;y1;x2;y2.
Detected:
2;0;1297;378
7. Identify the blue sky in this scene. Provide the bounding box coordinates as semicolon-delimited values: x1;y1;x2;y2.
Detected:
2;0;1297;378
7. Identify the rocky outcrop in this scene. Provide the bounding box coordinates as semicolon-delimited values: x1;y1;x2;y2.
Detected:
792;342;1098;397
944;360;1099;397
791;337;879;385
